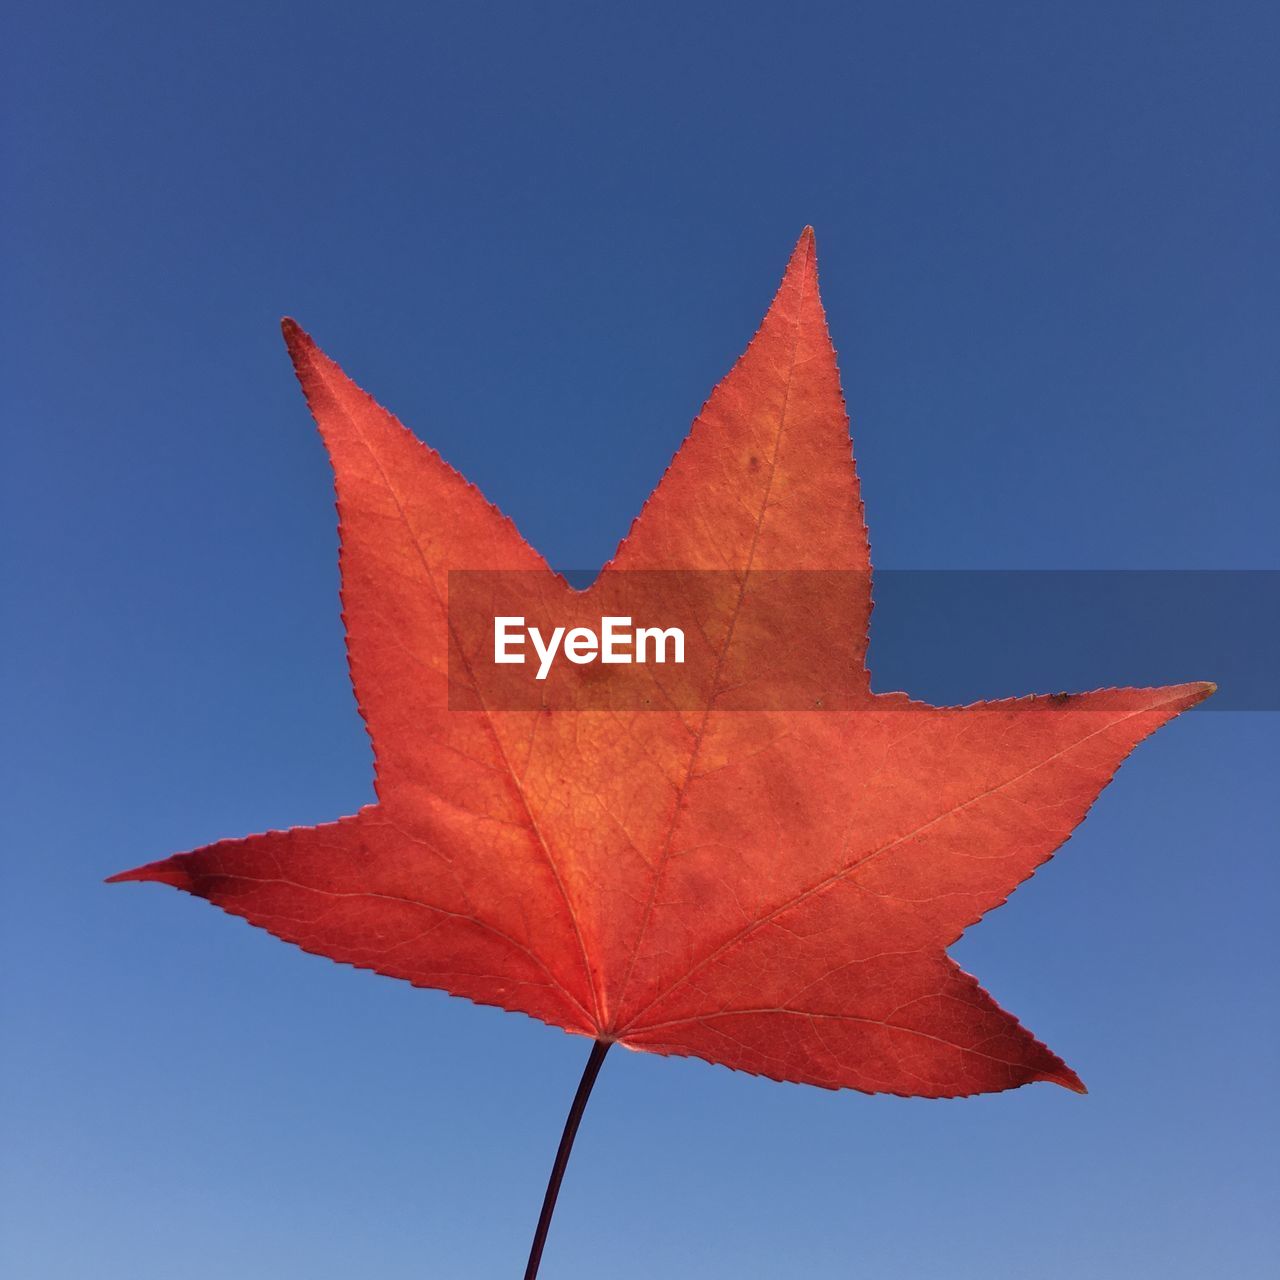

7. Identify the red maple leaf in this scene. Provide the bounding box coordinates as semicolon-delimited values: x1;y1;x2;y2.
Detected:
112;230;1210;1101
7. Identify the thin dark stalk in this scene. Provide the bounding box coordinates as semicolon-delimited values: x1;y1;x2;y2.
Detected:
523;1039;611;1280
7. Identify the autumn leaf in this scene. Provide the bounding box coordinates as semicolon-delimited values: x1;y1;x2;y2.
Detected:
110;228;1211;1103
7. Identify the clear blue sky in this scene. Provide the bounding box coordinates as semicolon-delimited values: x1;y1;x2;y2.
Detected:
4;3;1277;1276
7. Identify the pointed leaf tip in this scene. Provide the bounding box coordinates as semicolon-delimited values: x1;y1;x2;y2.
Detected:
794;225;816;254
105;858;191;889
794;225;814;248
280;319;327;389
105;864;153;885
781;226;819;288
280;316;311;356
1169;680;1217;711
1058;1067;1088;1094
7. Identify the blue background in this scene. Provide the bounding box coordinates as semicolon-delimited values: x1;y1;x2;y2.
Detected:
4;3;1277;1276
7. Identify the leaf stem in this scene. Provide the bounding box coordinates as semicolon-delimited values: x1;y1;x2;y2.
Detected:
523;1039;611;1280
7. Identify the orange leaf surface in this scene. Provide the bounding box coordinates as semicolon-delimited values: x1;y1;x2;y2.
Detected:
110;230;1212;1097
